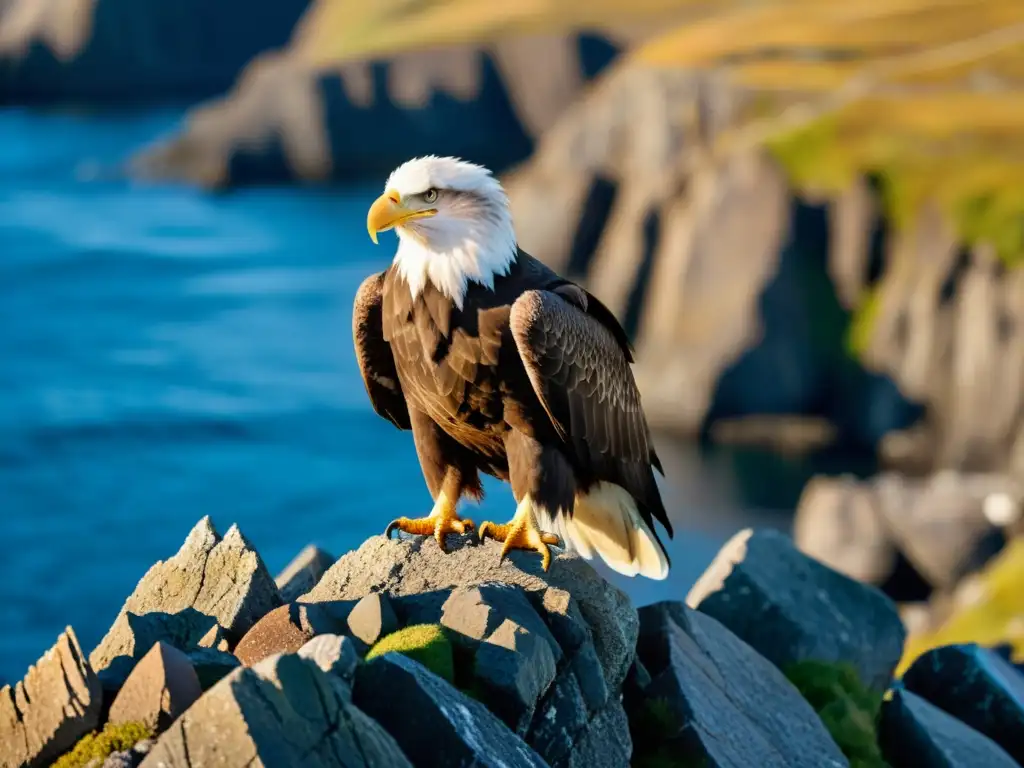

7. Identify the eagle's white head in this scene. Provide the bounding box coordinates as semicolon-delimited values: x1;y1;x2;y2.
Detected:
366;156;517;309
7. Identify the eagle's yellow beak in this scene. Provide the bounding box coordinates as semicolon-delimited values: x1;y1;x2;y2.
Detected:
366;189;437;245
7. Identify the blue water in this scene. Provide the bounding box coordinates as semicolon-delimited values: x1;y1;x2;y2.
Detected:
0;108;795;684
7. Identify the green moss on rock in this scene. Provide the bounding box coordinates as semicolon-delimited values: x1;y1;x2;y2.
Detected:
52;721;153;768
365;623;455;684
784;660;889;768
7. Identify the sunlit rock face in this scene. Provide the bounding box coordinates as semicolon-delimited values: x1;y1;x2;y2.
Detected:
130;34;624;187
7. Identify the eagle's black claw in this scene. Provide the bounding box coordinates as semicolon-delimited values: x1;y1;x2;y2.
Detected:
384;520;400;539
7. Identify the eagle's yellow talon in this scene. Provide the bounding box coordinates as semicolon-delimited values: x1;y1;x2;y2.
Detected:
384;493;471;552
478;498;561;572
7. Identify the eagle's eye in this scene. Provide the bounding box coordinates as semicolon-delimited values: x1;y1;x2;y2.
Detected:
422;188;439;204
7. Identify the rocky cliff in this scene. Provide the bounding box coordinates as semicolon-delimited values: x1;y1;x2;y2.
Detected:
0;0;311;103
3;516;1022;767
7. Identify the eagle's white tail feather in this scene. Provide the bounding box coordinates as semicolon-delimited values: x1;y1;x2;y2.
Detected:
537;482;669;580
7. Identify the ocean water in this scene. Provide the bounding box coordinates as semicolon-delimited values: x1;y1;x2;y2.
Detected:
0;108;803;684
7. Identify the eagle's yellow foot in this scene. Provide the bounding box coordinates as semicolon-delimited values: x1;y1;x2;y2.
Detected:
384;493;473;553
479;497;561;572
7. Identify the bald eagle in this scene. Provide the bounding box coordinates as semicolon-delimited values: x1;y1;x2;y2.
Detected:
354;155;672;578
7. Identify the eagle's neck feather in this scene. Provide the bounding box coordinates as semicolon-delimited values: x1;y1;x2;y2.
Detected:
393;224;517;310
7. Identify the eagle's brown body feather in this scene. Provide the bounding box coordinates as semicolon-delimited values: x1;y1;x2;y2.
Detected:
353;248;673;560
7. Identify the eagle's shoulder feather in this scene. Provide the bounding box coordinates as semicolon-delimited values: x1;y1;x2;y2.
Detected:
509;289;658;473
353;270;411;430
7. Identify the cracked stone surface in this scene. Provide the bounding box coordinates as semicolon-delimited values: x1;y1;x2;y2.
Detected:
688;528;906;692
354;652;549;768
634;601;848;768
303;534;636;694
879;688;1018;768
140;651;412;768
0;626;102;768
90;517;283;688
305;536;634;766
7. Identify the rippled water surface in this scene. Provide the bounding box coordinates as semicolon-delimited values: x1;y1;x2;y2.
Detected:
0;108;803;683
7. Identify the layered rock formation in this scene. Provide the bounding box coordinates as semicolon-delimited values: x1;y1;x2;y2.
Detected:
4;514;1022;767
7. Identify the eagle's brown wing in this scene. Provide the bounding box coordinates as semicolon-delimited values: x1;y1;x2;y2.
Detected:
509;289;656;474
353;272;411;430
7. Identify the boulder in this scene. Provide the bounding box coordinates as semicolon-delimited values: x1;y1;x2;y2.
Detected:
304;535;636;694
275;544;336;602
345;593;399;651
353;652;548;768
304;535;635;766
233;601;351;666
879;688;1018;768
632;601;848;768
107;641;202;732
90;517;283;687
902;643;1024;764
0;627;102;768
0;0;311;104
688;528;905;691
184;648;240;691
140;652;412;768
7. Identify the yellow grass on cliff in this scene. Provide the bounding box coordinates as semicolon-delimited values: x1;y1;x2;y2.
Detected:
293;0;1024;268
897;536;1024;676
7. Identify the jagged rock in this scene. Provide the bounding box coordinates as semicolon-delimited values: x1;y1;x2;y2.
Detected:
688;528;905;691
140;652;412;768
354;652;548;768
439;584;562;733
275;544;336;602
233;601;351;666
298;634;359;695
0;627;102;768
305;535;634;766
902;644;1024;764
108;641;202;732
634;601;848;768
879;688;1018;768
184;648;240;691
346;593;399;651
304;535;635;694
90;517;283;687
131;35;621;188
0;0;311;104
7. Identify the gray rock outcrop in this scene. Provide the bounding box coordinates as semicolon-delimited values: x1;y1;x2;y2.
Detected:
354;652;549;768
89;516;282;687
0;627;102;768
688;527;906;692
303;534;636;767
140;652;411;768
632;600;848;767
